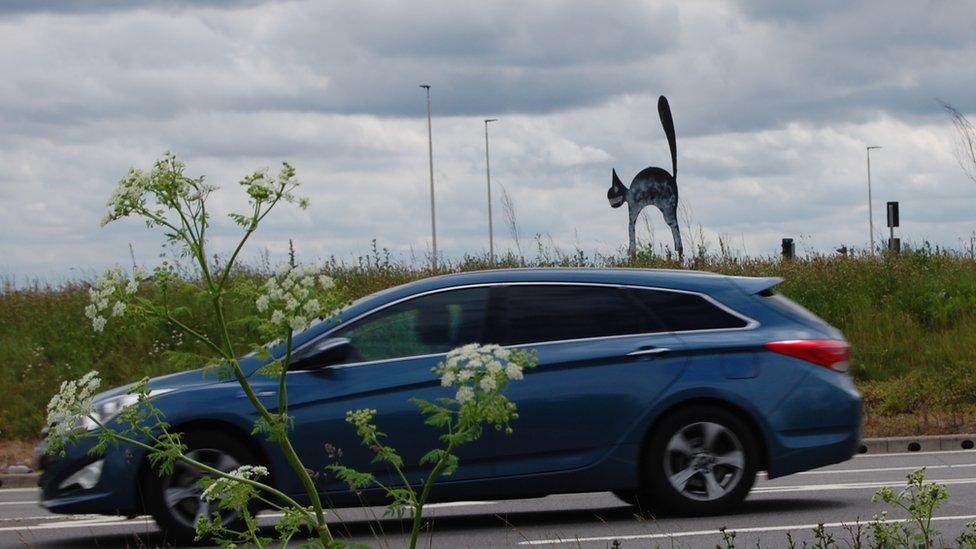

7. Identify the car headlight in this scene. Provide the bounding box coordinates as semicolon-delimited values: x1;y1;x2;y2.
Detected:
82;389;175;431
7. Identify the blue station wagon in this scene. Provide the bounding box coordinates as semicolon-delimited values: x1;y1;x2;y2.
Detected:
38;268;863;541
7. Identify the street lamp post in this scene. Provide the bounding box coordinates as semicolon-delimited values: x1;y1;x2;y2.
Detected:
866;145;882;253
420;84;437;270
484;118;498;264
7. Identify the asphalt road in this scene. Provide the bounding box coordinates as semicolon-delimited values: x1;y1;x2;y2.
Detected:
4;449;976;548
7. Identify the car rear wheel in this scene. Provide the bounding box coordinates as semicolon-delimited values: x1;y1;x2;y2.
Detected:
145;431;260;544
640;406;758;515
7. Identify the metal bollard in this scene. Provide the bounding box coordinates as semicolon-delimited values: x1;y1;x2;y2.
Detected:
781;238;795;260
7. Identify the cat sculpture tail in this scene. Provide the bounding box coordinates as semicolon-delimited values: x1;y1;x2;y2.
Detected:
659;96;677;183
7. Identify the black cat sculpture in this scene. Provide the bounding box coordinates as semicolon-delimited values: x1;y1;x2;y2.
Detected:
607;95;683;259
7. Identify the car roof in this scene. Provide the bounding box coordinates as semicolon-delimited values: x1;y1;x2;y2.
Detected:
294;267;781;350
350;268;747;312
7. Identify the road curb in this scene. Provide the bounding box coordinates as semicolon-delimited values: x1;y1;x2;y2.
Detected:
0;472;40;489
859;434;976;455
2;435;974;489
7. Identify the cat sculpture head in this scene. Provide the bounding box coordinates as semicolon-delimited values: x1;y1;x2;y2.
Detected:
607;168;627;208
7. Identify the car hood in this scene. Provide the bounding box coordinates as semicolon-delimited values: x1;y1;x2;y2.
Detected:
89;341;303;404
90;365;228;404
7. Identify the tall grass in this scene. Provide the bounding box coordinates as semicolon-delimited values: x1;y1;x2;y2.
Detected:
2;242;975;439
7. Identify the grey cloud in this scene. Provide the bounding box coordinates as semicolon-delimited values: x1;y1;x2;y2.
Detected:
3;0;976;278
0;0;269;16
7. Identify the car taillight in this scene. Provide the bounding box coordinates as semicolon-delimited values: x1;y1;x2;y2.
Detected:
764;339;850;372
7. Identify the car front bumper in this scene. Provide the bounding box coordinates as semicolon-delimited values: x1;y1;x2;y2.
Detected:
36;436;145;516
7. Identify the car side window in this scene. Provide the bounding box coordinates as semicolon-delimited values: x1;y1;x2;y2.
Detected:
629;288;749;332
332;287;491;363
501;285;647;345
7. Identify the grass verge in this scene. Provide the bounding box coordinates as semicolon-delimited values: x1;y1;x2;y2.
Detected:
2;244;975;441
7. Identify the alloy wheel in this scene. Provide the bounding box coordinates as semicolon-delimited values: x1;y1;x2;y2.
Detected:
663;421;745;501
160;448;241;528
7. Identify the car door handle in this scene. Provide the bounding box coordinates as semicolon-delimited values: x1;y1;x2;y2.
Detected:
627;346;671;357
239;391;276;398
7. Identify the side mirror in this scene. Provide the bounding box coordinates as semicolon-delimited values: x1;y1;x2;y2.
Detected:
292;337;352;370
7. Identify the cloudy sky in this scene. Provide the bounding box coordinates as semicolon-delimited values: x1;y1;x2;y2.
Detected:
2;0;975;281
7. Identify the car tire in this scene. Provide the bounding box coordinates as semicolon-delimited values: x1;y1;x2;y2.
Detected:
640;405;758;516
145;430;261;544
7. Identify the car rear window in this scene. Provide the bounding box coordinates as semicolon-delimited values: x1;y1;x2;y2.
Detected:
501;285;646;345
759;291;829;327
629;288;750;332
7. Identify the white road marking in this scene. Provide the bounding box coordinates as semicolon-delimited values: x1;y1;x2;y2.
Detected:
754;477;976;494
789;463;976;476
0;488;40;494
518;514;976;545
0;516;156;533
0;515;100;522
856;449;976;458
0;501;38;506
0;502;500;533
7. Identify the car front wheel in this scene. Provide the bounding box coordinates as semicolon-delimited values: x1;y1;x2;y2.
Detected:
145;430;260;544
641;406;758;515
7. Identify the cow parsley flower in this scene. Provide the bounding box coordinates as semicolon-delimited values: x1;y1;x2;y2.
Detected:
45;371;101;455
86;267;141;333
479;374;497;392
238;162;306;211
200;464;270;502
256;262;338;333
346;408;377;430
455;385;475;405
432;343;529;408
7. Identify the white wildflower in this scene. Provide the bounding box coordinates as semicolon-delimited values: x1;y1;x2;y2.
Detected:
92;316;107;333
201;464;270;501
270;310;285;325
86;267;138;333
440;370;456;387
479;374;497;392
44;371;101;453
319;275;335;290
505;363;524;380
268;286;283;300
455;386;475;405
345;408;377;428
255;295;269;312
289;315;307;331
486;360;503;374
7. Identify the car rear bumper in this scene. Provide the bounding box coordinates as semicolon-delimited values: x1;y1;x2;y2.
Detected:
765;367;863;478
